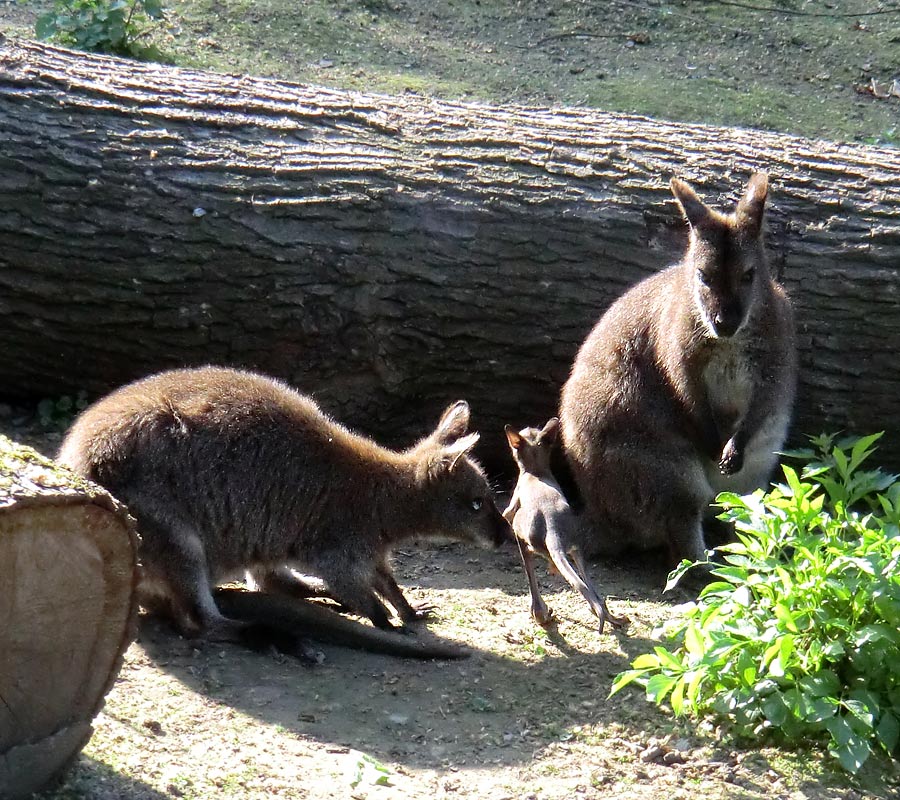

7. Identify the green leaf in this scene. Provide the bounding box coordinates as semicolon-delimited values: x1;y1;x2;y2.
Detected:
142;0;165;18
686;669;705;704
832;734;871;774
843;700;874;730
645;674;678;704
698;581;735;598
347;751;392;788
849;432;883;471
782;464;805;497
665;559;700;592
683;624;705;658
631;653;662;670
806;697;837;723
608;669;649;697
772;603;801;633
876;711;899;753
762;691;789;727
652;646;684;671
801;670;840;699
826;714;854;747
670;677;686;715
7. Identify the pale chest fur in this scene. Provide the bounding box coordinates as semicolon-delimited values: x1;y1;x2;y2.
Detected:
702;342;752;428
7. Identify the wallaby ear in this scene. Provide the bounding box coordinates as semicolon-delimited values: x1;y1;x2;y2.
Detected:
540;417;560;444
671;177;714;231
432;400;471;445
504;424;523;450
441;432;481;473
735;172;768;237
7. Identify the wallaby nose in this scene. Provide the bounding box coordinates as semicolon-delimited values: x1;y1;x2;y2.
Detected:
713;306;743;338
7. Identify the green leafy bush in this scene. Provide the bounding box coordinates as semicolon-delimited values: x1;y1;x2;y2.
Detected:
611;433;900;774
36;0;165;58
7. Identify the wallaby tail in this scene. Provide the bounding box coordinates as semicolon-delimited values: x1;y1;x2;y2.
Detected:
214;588;469;660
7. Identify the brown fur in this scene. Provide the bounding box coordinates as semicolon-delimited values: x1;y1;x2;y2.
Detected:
559;174;797;564
503;418;627;633
57;366;510;639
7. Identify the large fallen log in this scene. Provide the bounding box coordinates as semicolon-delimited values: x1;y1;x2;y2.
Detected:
0;38;898;471
0;435;139;799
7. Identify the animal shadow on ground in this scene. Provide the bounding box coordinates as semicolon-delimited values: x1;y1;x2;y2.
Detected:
37;757;172;800
138;540;695;774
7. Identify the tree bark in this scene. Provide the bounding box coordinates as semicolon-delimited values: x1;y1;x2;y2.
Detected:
0;435;139;799
0;38;898;471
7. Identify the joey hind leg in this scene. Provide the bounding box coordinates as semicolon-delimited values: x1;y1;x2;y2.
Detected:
515;535;554;626
565;544;629;632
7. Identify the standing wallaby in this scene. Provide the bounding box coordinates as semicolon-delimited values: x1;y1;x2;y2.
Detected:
57;366;510;642
559;173;797;564
503;418;627;633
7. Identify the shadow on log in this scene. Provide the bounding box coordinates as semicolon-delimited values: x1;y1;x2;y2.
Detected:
0;435;139;799
0;38;898;471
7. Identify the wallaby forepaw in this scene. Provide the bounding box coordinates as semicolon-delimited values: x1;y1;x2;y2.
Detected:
406;603;437;622
718;438;744;476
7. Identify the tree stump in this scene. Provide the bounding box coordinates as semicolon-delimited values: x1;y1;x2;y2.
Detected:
0;39;899;470
0;435;139;800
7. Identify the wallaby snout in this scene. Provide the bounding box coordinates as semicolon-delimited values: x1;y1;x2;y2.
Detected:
487;500;514;547
709;298;746;339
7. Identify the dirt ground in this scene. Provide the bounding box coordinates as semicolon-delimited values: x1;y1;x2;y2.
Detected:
1;415;894;800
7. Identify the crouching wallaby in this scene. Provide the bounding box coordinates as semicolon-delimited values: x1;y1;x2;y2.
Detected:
503;418;628;633
560;173;797;565
57;366;510;649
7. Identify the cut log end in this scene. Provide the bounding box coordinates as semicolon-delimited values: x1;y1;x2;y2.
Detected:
0;436;139;800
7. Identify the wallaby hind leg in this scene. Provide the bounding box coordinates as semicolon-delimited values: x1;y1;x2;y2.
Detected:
585;442;711;564
372;563;435;624
545;532;627;633
137;517;244;641
319;569;397;631
515;536;553;626
666;507;710;565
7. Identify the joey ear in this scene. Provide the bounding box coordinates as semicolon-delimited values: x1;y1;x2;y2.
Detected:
671;177;713;230
540;417;560;444
504;424;523;450
432;400;471;445
735;172;768;237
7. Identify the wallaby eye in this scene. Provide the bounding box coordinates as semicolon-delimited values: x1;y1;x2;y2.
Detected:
697;270;711;286
470;497;483;512
741;268;755;284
